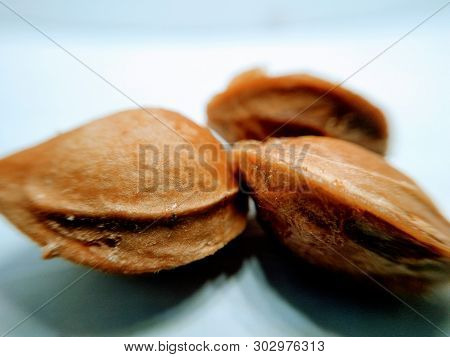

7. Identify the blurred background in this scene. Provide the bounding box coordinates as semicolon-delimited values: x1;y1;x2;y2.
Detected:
0;0;449;336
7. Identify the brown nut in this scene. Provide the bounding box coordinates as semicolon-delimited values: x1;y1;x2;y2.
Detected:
233;137;450;287
207;69;388;155
0;108;247;273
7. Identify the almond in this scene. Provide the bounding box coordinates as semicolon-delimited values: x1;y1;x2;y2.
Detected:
208;69;388;154
0;109;247;273
233;137;450;287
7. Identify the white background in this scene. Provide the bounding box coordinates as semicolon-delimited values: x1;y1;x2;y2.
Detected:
0;0;449;337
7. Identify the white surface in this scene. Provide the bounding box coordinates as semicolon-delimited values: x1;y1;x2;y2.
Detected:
0;1;449;336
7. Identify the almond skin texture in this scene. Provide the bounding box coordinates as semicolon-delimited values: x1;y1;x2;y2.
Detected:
208;69;388;155
0;108;247;273
233;137;450;288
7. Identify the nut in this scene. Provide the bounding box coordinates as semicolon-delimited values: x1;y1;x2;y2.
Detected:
208;69;388;155
233;136;450;287
0;108;248;273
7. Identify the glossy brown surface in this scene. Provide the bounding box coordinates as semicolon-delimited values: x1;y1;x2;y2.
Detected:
233;137;450;286
0;108;247;273
208;69;388;154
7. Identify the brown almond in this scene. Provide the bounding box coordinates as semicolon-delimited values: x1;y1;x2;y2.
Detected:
233;137;450;287
208;69;388;155
0;108;247;273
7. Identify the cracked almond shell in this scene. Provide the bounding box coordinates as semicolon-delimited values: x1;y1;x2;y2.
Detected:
208;69;388;155
0;108;247;273
233;137;450;286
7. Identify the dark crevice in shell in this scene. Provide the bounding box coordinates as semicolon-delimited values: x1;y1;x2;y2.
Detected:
242;87;383;138
35;192;248;236
344;215;440;262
